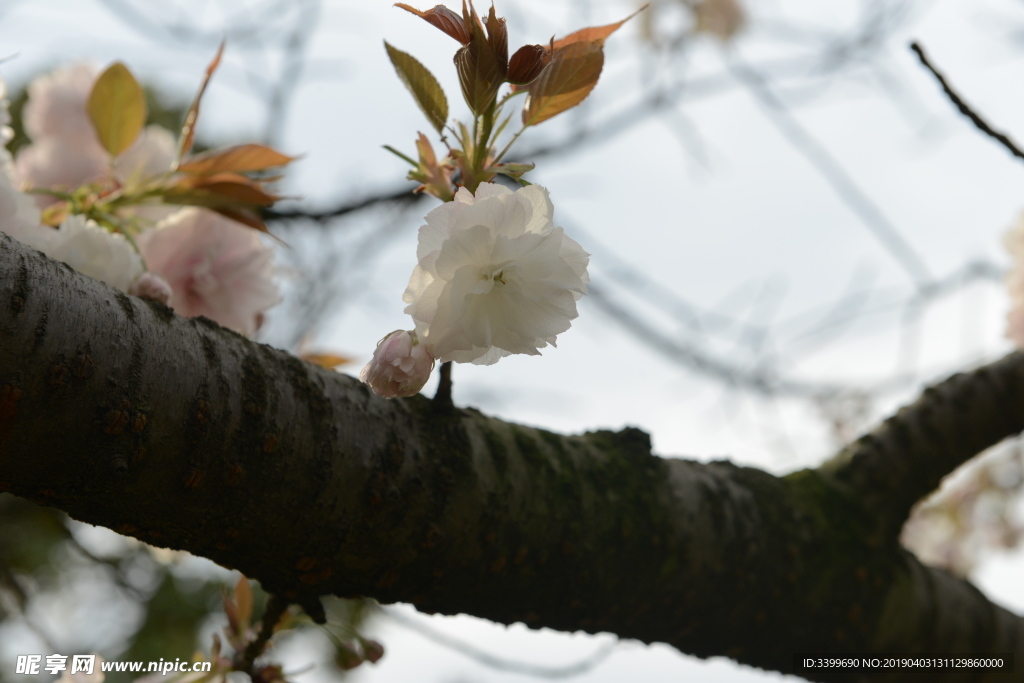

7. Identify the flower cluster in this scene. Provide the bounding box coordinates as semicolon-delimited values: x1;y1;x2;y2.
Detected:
360;182;589;397
360;1;610;399
0;62;283;336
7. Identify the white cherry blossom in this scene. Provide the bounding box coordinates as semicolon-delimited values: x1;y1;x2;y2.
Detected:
403;182;589;365
13;214;144;292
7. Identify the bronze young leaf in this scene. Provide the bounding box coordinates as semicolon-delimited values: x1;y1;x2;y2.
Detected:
552;4;647;51
177;41;226;164
178;144;296;175
507;44;550;85
522;41;604;126
394;3;470;44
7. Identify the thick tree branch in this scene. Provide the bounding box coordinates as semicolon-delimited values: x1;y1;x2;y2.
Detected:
820;352;1024;537
0;234;1020;682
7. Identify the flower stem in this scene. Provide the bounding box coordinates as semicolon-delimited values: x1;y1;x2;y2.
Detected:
433;362;454;410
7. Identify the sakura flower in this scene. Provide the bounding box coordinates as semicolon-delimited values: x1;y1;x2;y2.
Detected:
1;183;144;293
113;125;176;186
360;330;435;398
22;62;99;142
137;208;280;336
14;63;175;210
33;215;144;292
14;137;109;201
403;183;589;365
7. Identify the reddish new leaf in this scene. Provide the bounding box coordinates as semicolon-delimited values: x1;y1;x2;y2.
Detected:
485;4;508;76
453;0;505;115
166;173;281;209
454;42;503;116
178;144;295;175
213;207;272;235
507;44;550;85
522;41;605;126
552;5;646;51
177;41;226;165
395;3;470;44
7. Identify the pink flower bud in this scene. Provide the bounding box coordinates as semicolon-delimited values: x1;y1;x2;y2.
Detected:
130;272;173;305
359;330;434;398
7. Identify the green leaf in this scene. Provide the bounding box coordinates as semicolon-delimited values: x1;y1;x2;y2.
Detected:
86;62;146;157
384;42;449;134
522;41;605;127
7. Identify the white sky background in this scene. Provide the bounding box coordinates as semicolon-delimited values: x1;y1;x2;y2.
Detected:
2;0;1024;681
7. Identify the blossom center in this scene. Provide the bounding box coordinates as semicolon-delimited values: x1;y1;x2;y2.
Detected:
482;266;508;286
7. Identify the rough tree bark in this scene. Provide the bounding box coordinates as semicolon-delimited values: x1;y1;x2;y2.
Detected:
0;233;1020;682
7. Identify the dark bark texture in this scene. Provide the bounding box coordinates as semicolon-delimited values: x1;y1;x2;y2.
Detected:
0;234;1021;682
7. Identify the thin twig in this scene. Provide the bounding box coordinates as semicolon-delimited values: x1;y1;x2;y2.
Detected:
264;184;423;223
910;41;1024;163
236;594;288;674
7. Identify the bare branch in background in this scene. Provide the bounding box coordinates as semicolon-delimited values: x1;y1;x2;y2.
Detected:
911;40;1024;164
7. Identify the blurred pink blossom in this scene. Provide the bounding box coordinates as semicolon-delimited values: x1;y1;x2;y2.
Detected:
22;62;99;141
14;63;176;209
138;208;279;336
14;138;108;201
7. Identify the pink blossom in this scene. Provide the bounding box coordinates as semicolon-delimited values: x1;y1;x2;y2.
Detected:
137;208;279;336
14;138;108;204
14;63;175;210
359;330;435;398
22;62;99;141
113;125;176;186
14;63;108;206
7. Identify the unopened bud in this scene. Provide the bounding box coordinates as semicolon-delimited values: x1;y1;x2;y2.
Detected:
359;330;434;398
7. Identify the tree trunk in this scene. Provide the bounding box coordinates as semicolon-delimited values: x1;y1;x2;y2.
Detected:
0;234;1020;682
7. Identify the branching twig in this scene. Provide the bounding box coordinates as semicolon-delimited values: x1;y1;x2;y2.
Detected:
911;41;1024;163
